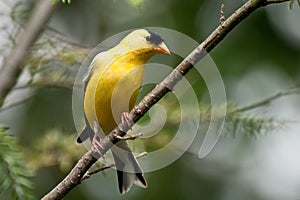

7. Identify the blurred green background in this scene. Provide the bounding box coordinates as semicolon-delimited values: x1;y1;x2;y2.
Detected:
0;0;300;199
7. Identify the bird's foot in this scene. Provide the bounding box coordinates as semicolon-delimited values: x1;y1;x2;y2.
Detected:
91;134;103;156
119;112;133;132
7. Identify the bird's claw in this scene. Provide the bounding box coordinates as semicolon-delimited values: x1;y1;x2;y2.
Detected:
92;135;103;156
119;112;133;132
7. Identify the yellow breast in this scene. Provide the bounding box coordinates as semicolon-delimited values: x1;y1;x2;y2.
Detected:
84;49;154;133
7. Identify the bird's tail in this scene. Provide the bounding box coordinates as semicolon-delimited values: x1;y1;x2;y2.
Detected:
77;125;94;143
111;141;147;194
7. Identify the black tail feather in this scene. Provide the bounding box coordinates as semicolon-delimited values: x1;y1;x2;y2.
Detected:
77;126;94;143
112;143;147;194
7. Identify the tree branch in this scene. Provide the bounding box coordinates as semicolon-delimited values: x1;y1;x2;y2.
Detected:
41;0;290;199
0;93;34;112
0;0;59;107
233;86;300;113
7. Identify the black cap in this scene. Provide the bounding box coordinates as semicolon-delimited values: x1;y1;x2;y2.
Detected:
145;30;164;45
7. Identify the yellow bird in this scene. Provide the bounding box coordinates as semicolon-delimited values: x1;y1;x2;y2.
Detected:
77;29;170;194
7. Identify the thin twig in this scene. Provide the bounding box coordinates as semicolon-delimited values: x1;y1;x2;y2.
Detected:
0;94;34;112
81;152;147;182
233;86;300;113
113;133;143;140
41;0;290;199
0;79;81;112
220;3;225;26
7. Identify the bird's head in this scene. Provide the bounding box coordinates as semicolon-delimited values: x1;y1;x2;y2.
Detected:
119;29;171;55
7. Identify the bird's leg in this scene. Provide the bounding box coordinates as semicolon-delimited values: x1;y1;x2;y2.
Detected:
92;120;103;155
116;112;140;140
119;112;133;132
92;134;103;154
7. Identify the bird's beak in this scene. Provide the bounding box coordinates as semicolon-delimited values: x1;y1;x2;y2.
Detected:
155;42;171;55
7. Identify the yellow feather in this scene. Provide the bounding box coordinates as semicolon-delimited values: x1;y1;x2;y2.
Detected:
84;48;155;133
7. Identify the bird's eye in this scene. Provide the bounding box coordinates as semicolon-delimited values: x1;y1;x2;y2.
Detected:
145;36;150;41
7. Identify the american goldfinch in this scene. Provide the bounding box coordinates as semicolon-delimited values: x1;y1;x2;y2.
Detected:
77;29;170;194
